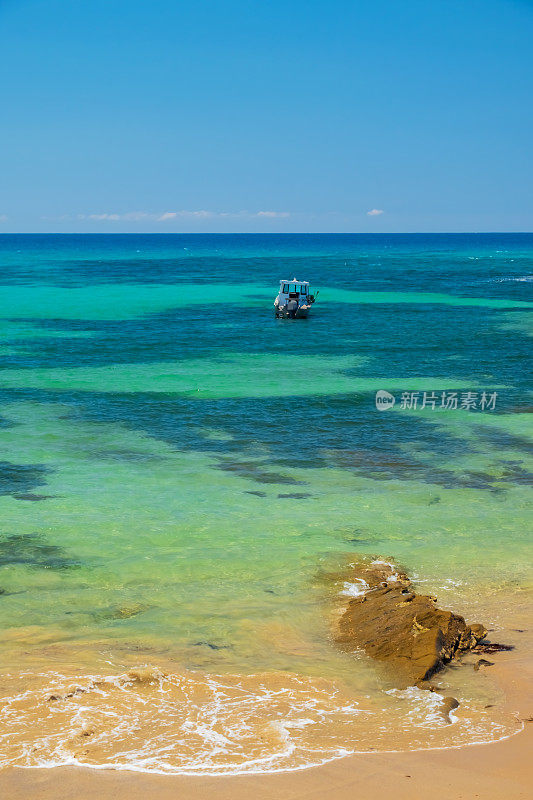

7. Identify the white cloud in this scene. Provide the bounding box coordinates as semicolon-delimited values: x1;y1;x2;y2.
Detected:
256;211;291;218
42;210;293;224
74;210;292;222
177;210;215;218
367;209;384;216
84;212;151;221
159;210;290;220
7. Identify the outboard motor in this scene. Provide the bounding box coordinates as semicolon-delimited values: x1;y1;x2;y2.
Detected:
287;299;298;318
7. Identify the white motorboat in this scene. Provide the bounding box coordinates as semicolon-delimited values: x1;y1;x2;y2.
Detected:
274;278;316;318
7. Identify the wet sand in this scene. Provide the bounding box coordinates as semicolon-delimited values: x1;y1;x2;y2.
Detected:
2;640;531;800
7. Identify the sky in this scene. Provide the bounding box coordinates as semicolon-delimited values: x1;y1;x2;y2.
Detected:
0;0;532;233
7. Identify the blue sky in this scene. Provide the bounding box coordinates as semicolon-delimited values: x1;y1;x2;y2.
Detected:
0;0;532;232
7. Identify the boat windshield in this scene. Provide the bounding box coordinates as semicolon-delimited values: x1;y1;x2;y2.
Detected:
281;283;308;294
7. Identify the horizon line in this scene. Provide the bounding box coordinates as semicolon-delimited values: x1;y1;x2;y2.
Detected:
0;231;532;236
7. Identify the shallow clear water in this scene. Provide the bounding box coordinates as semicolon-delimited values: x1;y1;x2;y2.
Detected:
0;233;531;773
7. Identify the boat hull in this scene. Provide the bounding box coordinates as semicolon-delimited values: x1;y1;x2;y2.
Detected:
275;305;310;319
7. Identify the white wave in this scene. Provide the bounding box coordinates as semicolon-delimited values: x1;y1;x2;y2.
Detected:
490;275;533;282
371;559;402;582
340;578;370;597
386;687;457;728
0;667;519;777
438;578;465;590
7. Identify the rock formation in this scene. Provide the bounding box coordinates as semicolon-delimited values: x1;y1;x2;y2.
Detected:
336;559;487;688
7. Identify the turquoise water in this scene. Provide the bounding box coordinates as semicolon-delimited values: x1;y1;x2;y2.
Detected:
0;233;531;773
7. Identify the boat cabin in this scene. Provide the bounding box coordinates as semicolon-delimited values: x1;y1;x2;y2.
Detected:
278;279;310;301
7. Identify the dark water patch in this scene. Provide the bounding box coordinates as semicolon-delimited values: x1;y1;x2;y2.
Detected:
495;460;533;486
192;641;231;651
330;448;425;474
2;317;99;337
91;448;165;463
0;319;101;370
0;385;527;496
459;470;506;493
4;302;531;395
473;425;533;456
340;528;375;545
327;447;510;493
0;533;80;570
345;538;374;546
277;492;313;499
0;461;51;497
13;493;56;501
244;490;267;497
216;459;305;485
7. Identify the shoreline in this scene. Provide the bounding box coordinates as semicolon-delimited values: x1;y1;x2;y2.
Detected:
2;623;531;800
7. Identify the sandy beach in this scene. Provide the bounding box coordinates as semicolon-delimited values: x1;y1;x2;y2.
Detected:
2;628;531;800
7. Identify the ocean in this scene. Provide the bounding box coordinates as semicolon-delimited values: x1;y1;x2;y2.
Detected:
0;233;531;773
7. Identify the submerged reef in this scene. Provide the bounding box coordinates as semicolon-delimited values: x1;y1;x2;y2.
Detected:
336;559;487;689
0;532;80;570
0;460;51;498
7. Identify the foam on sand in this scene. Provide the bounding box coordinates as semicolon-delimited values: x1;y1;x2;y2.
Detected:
0;666;519;776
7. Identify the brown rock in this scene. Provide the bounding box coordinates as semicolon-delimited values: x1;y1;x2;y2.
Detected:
474;641;514;654
336;559;487;688
470;623;487;640
474;658;495;671
441;696;460;722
